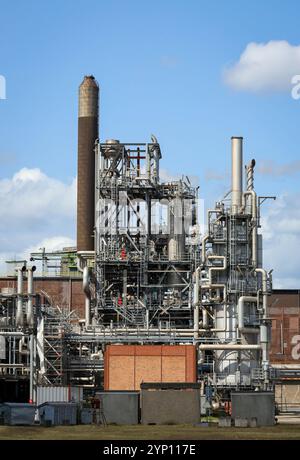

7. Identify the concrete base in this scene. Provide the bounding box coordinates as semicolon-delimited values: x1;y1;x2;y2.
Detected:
249;417;257;428
231;392;275;426
218;417;232;427
234;417;248;428
141;389;201;425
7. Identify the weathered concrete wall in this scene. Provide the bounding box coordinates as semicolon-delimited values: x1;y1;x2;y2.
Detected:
231;392;275;426
96;392;139;425
141;389;201;425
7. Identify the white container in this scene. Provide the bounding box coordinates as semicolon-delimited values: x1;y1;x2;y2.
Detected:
36;386;83;405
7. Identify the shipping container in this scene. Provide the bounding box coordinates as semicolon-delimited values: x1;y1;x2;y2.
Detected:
2;403;36;426
38;402;78;426
36;386;83;406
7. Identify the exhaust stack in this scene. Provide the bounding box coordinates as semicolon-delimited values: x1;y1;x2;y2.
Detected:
231;136;243;215
77;75;99;252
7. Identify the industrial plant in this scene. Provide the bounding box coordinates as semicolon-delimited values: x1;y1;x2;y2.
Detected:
0;75;298;428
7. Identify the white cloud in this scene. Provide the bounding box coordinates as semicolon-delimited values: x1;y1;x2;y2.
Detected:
224;40;300;92
0;168;76;273
262;193;300;288
24;236;76;258
258;159;300;177
205;169;228;182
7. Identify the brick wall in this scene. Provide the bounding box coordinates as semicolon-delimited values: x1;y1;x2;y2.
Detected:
104;345;197;391
0;276;85;319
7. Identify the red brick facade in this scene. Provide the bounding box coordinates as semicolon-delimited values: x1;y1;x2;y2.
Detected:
0;276;85;319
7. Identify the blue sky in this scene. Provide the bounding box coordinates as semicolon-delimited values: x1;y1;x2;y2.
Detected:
0;0;300;286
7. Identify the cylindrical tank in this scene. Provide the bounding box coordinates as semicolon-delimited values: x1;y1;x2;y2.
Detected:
231;136;243;215
77;75;99;251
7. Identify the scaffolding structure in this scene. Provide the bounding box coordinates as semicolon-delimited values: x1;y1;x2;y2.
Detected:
0;136;275;402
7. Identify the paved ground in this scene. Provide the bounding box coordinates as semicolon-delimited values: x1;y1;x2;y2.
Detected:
1;420;300;440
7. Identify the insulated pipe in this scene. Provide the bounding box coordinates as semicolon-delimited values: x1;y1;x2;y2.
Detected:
27;266;36;328
193;267;201;339
207;255;227;284
16;268;25;327
193;267;201;308
77;251;95;272
255;268;268;318
202;308;209;329
195;266;227;332
199;344;261;351
201;235;209;264
243;190;258;267
231;136;243;215
29;334;34;404
201;283;227;332
238;296;257;330
83;266;91;327
76;327;223;334
0;332;25;336
19;336;29;355
255;268;269;368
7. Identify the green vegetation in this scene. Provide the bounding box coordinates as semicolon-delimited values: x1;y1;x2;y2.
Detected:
0;423;300;440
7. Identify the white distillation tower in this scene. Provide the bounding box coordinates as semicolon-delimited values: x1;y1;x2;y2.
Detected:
198;136;272;389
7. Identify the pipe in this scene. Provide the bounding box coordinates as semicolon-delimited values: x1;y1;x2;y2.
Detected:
255;268;269;369
231;136;243;215
193;272;200;340
202;308;209;329
199;344;261;351
201;284;227;332
255;268;268;318
27;266;36;328
77;251;95;272
0;332;25;336
72;327;222;335
19;336;29;355
201;235;209;264
83;266;91;327
243;190;258;267
16;267;25;327
194;267;227;334
29;334;34;403
238;296;257;330
207;255;227;284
